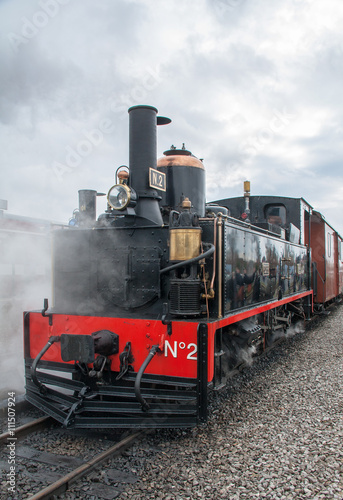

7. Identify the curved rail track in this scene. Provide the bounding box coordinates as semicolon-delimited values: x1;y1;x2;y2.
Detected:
26;431;144;500
1;414;145;499
0;416;52;445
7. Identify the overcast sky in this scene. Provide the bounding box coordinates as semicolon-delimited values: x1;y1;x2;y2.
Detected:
1;0;343;234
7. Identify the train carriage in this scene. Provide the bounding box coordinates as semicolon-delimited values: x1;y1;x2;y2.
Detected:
307;210;343;307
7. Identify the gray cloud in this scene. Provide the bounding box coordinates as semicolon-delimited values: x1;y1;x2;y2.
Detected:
0;0;342;235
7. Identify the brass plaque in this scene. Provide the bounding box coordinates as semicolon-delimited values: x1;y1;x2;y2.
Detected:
149;168;166;191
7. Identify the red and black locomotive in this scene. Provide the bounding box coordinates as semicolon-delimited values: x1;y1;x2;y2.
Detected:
24;105;343;428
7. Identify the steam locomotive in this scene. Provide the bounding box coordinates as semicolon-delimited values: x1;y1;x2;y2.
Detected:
24;105;343;428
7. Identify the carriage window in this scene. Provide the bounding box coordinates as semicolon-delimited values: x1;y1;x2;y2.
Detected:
327;233;332;257
265;205;286;226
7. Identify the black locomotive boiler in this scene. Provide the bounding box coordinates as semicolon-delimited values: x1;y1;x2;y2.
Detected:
24;105;342;428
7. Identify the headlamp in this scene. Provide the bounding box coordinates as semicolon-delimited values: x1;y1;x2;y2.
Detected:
107;184;136;211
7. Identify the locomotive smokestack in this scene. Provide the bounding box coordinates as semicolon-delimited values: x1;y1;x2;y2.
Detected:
128;105;171;225
129;105;157;190
78;189;97;226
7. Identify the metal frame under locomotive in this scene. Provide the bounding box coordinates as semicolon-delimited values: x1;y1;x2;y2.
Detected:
24;105;335;429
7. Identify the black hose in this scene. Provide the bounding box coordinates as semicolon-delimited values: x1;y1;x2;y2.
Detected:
31;336;60;394
160;243;215;275
134;345;160;411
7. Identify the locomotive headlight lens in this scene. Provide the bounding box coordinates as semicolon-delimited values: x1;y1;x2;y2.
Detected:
107;184;132;210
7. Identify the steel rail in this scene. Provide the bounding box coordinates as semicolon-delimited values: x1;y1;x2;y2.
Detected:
26;431;145;500
0;416;52;445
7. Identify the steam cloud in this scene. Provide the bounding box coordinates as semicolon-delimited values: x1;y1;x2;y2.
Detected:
0;225;51;400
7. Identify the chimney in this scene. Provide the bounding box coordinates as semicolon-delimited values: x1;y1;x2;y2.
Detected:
128;105;171;225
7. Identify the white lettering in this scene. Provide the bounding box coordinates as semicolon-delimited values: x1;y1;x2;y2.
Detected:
187;343;198;360
164;341;198;360
164;340;177;358
32;11;49;28
142;65;163;90
21;17;39;38
273;107;296;126
40;0;60;18
51;161;73;182
269;115;286;133
77;139;93;156
131;86;147;102
7;33;28;51
257;128;273;145
65;145;82;167
82;128;103;147
99;118;115;134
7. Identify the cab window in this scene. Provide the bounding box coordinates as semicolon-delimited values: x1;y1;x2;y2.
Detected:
265;204;286;226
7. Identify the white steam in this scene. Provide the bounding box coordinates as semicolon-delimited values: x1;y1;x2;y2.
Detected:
236;344;257;367
0;226;51;400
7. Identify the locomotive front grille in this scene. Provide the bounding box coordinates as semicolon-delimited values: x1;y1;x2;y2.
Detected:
170;278;201;316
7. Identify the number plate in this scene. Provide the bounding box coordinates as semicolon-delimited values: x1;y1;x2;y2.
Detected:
149;168;166;192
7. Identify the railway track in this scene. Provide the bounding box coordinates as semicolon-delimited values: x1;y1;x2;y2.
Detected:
26;431;144;500
0;412;146;499
0;416;52;445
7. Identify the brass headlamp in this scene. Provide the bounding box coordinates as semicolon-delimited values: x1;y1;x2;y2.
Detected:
107;184;132;210
107;168;137;211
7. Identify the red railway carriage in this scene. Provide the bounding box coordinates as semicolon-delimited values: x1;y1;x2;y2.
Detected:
339;235;343;297
304;210;343;307
24;105;339;429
